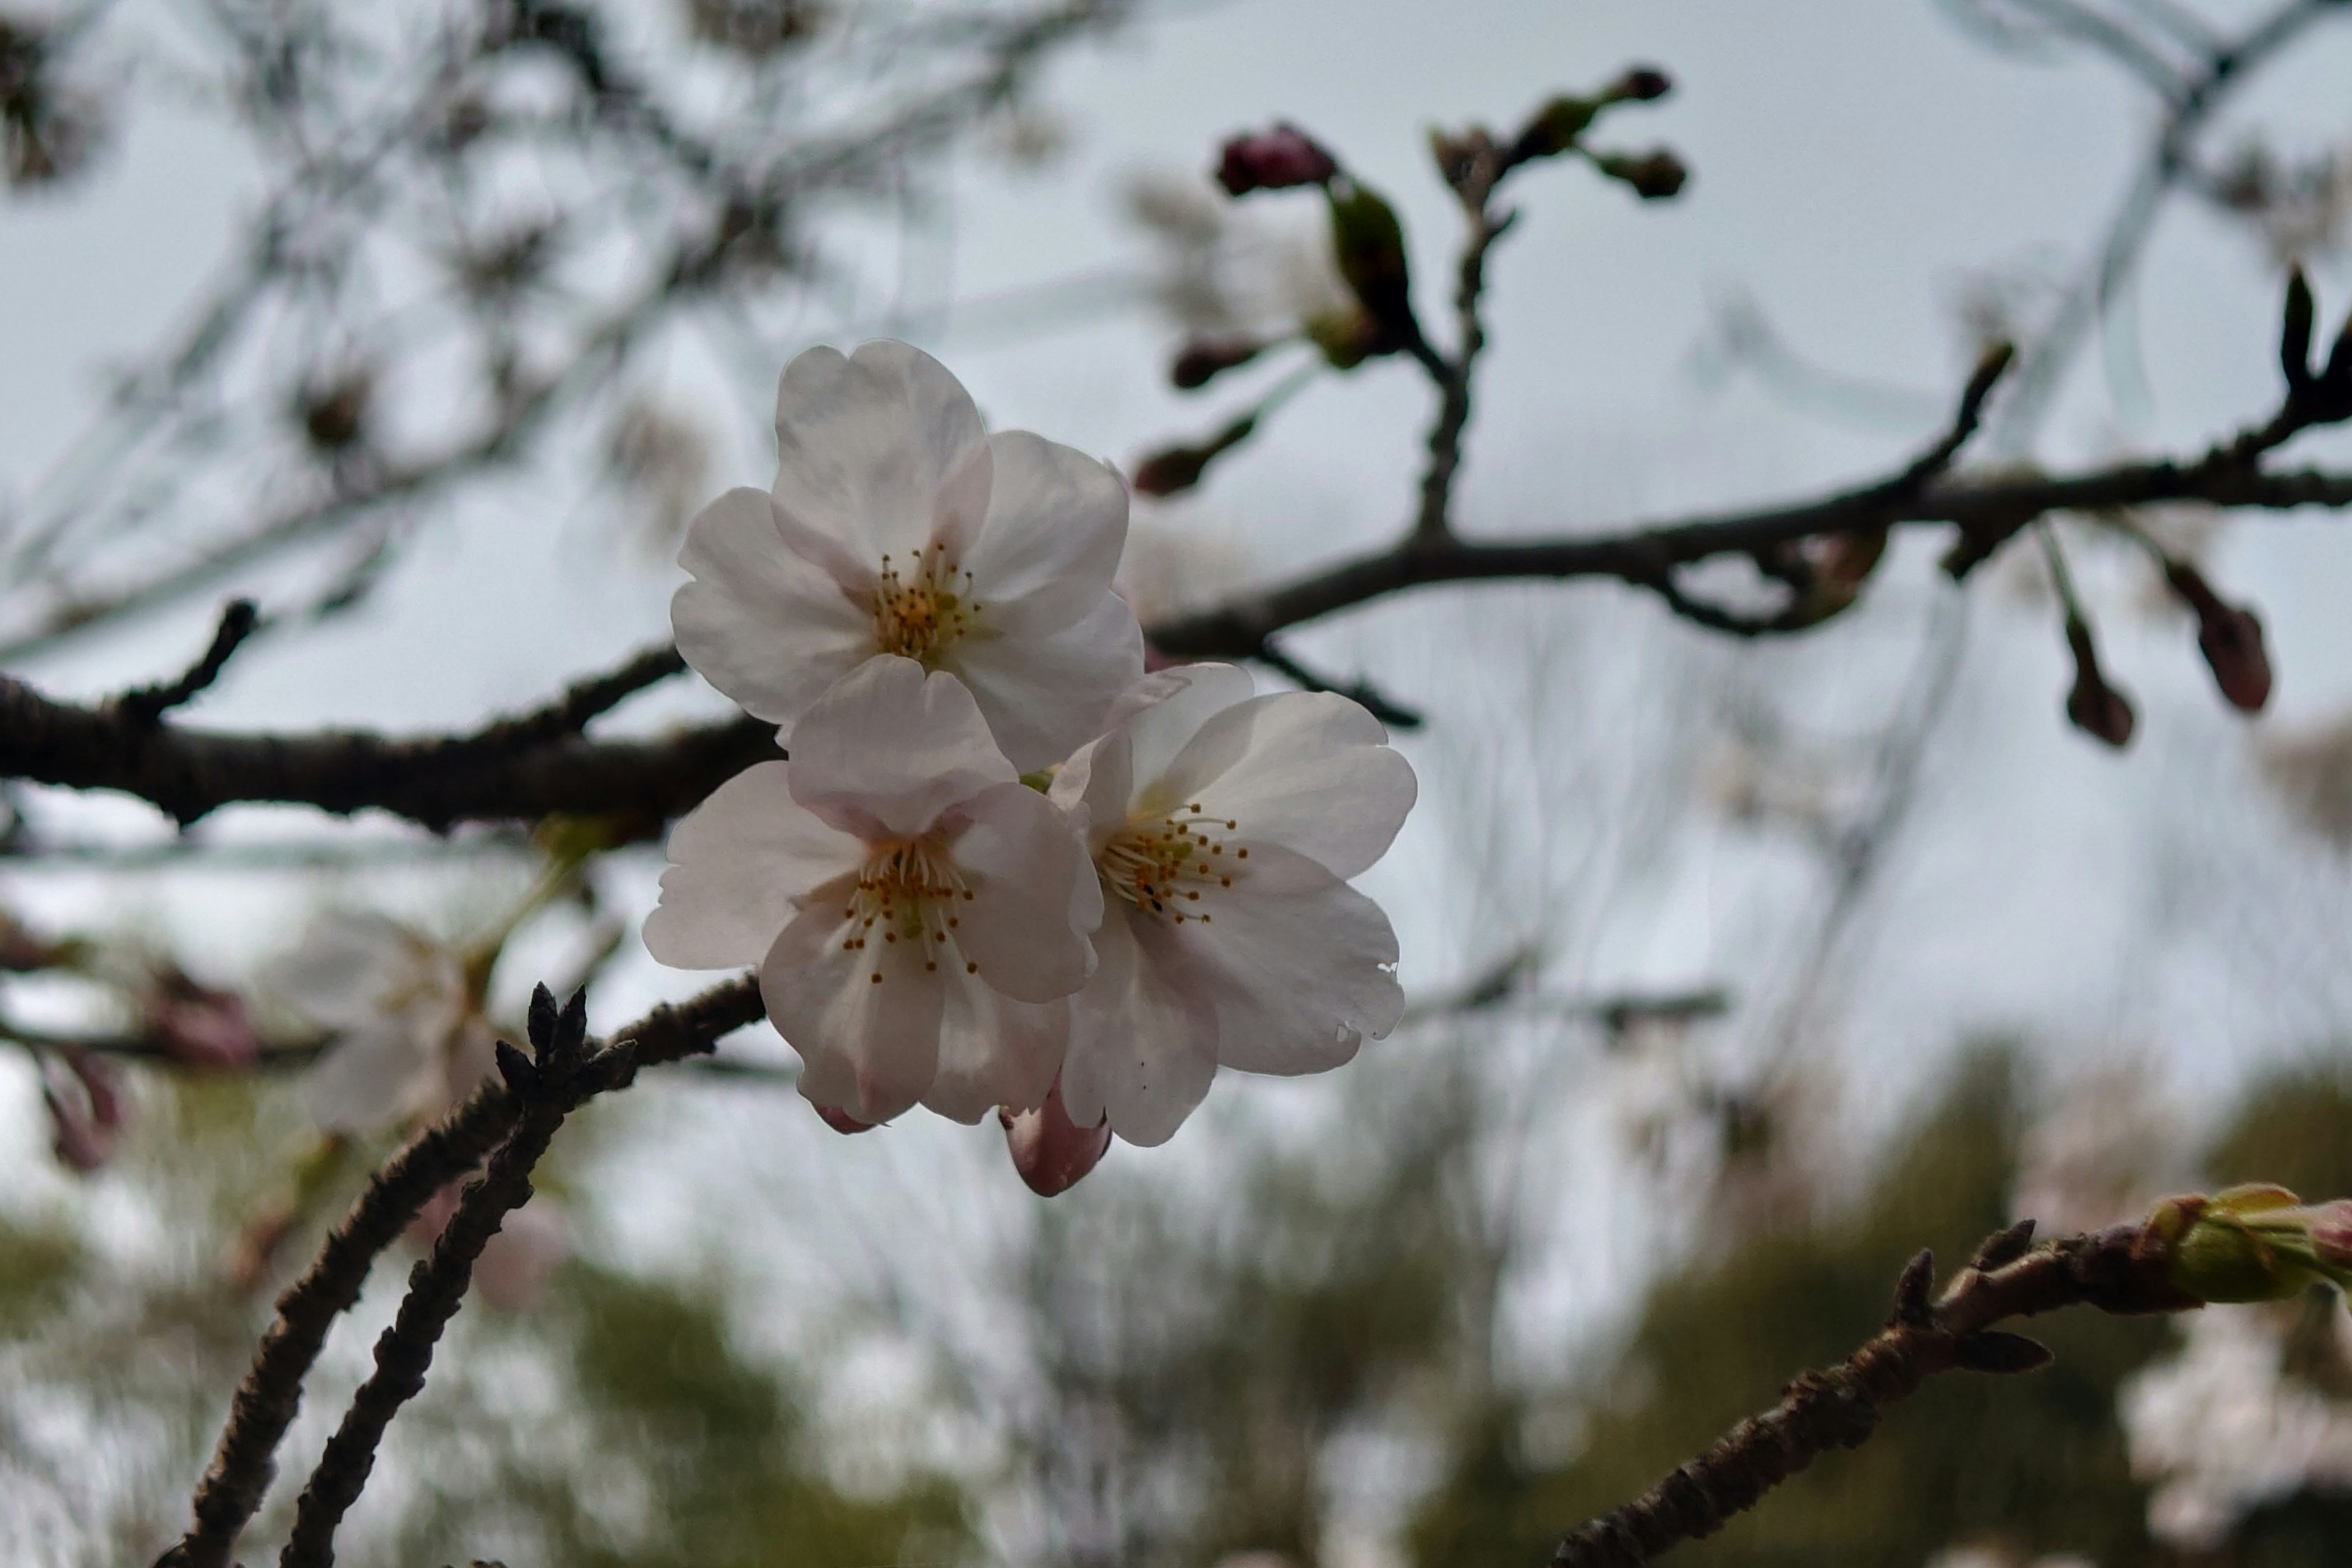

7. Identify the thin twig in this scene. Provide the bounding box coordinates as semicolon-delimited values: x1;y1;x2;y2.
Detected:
1253;639;1425;730
159;973;763;1568
1550;1219;2195;1566
1414;137;1517;543
110;600;262;726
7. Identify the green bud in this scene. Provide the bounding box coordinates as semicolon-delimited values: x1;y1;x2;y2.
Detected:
1303;307;1378;371
2146;1185;2352;1305
1509;94;1598;164
1326;183;1416;345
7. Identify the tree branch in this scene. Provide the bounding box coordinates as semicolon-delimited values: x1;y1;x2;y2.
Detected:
1550;1219;2196;1567
159;973;763;1568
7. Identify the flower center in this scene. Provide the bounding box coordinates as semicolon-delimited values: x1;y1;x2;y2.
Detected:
837;835;979;981
1098;802;1245;926
872;544;982;666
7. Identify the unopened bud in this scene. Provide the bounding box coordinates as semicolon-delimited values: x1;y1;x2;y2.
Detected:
2163;561;2272;714
1509;95;1599;164
1327;183;1417;345
1170;337;1263;391
1608;66;1672;103
41;1047;123;1174
1131;412;1258;498
2282;268;2315;391
2144;1185;2352;1305
1000;1077;1110;1197
143;970;261;1071
2064;617;2135;748
1303;307;1379;371
1215;123;1338;196
1593;148;1688;202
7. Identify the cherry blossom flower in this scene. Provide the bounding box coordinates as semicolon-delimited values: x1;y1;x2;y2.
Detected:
671;339;1144;770
1048;663;1415;1145
644;655;1102;1126
262;912;493;1136
1000;1075;1111;1196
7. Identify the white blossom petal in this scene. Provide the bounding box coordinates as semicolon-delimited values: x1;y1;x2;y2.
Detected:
262;912;435;1031
1113;662;1257;791
1173;843;1403;1072
769;341;990;562
1157;692;1417;878
760;900;944;1124
784;657;1017;837
301;1023;438;1135
1061;910;1219;1146
1049;726;1135;856
963;431;1130;637
924;984;1065;1124
671;486;875;724
644;761;865;968
945;594;1145;771
941;782;1097;1002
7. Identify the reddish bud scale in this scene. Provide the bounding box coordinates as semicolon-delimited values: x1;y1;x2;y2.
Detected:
2063;618;2135;748
2164;562;2272;714
1215;124;1339;196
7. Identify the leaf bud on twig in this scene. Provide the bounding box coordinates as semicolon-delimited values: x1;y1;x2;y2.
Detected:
2162;559;2272;713
1591;148;1689;202
1169;336;1264;391
2063;616;2135;749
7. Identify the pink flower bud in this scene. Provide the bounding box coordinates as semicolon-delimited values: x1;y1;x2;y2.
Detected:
2307;1199;2352;1267
42;1047;124;1174
1215;123;1339;196
1610;66;1672;102
2063;619;2135;748
1170;336;1263;391
2163;562;2272;714
144;971;262;1071
1000;1077;1110;1196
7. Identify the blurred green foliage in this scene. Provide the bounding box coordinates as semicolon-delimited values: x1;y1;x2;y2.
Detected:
1411;1056;2172;1568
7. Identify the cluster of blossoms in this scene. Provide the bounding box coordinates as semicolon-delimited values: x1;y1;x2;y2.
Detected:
645;341;1416;1190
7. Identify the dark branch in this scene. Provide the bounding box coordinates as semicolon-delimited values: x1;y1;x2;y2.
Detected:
1253;640;1425;730
160;973;763;1568
1550;1220;2196;1566
1152;405;2352;658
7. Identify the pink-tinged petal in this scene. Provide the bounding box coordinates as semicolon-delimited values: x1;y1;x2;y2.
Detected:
769;341;990;563
1049;729;1134;859
1157;692;1416;879
948;782;1098;1003
784;657;1017;837
673;486;876;724
644;761;866;969
301;1023;437;1134
475;1200;569;1311
1167;843;1402;1073
261;912;432;1031
1061;910;1219;1147
1110;662;1257;793
1001;1076;1111;1196
963;431;1130;636
923;982;1066;1124
945;594;1145;771
812;1102;876;1134
760;900;943;1124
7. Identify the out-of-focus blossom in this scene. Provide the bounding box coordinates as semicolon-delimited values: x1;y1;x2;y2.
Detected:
608;394;712;556
2121;1305;2352;1548
1000;1075;1110;1196
141;969;262;1071
1049;664;1414;1145
2009;1060;2187;1234
2260;712;2352;846
671;340;1142;769
407;1179;570;1313
262;913;492;1136
645;656;1101;1126
1125;172;1358;350
40;1046;123;1173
